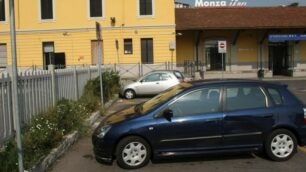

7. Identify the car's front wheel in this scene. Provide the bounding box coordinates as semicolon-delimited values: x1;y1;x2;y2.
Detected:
116;136;151;169
265;129;297;161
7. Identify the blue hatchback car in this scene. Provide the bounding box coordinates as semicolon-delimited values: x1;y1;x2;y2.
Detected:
92;80;306;169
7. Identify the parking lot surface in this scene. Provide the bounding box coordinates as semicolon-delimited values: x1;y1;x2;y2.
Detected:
50;79;306;172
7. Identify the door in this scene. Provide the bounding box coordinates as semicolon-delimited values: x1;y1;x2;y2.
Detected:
91;40;103;65
205;40;226;71
154;87;223;153
269;42;289;75
0;44;7;67
141;38;153;64
157;73;178;92
136;73;162;95
43;42;55;70
223;85;274;148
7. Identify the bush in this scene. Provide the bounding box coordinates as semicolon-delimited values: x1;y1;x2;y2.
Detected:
83;70;120;104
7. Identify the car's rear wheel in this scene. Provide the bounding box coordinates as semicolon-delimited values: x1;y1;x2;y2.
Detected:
116;136;151;169
265;129;297;161
124;89;136;99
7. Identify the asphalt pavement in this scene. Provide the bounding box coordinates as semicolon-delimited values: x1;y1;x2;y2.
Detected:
49;79;306;172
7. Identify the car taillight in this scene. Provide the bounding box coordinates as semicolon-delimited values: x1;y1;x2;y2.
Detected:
304;108;306;124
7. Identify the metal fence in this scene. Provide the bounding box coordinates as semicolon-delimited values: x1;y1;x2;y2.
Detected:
105;62;180;79
0;66;99;145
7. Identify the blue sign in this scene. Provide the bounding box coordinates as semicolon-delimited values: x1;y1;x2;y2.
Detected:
269;34;306;41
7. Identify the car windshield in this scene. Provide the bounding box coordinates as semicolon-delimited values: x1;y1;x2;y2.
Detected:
137;82;192;114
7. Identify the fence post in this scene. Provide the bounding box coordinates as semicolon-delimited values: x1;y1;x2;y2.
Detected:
138;62;141;77
48;65;57;107
88;65;91;80
73;66;79;100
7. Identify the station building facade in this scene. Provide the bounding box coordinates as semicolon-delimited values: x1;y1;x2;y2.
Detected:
176;7;306;77
0;0;176;69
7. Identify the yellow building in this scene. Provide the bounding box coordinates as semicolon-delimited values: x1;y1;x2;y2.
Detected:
0;0;176;69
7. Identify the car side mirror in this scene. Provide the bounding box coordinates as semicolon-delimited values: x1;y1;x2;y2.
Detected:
163;109;173;121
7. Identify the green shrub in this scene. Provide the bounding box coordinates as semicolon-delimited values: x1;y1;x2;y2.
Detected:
0;140;18;172
83;70;120;104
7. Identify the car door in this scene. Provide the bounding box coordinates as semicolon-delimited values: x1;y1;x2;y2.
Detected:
222;85;275;148
157;73;178;92
136;73;162;95
154;87;224;154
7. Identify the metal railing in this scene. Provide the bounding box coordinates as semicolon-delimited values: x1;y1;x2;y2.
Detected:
0;65;99;145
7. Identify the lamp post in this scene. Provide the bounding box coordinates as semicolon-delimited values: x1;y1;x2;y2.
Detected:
9;0;24;171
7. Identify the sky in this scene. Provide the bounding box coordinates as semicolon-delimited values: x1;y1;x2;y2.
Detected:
176;0;306;7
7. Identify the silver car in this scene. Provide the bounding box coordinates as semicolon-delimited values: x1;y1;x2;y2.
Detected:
121;70;185;99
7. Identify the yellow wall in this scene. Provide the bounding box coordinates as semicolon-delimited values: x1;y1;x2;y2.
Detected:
301;42;306;62
176;31;194;64
0;0;175;67
236;31;258;63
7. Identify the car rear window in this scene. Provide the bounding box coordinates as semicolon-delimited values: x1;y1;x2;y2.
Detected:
267;88;283;106
173;71;184;80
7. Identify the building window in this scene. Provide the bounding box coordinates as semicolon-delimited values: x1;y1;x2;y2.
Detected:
139;0;153;16
90;0;103;18
40;0;54;20
0;0;5;21
124;39;133;54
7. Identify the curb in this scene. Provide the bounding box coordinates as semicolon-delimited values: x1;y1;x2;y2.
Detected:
27;95;119;172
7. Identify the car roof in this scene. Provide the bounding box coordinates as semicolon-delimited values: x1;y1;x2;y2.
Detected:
188;79;285;88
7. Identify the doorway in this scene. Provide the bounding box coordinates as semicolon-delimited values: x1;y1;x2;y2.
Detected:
43;42;55;70
269;42;291;75
205;40;226;71
91;40;104;65
141;38;153;64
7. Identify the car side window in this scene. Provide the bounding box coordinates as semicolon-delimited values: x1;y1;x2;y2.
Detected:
267;88;283;106
168;87;221;117
160;73;172;81
143;73;160;82
225;86;267;111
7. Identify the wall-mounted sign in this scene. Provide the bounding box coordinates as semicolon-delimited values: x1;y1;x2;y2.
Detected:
218;41;227;53
169;41;176;50
195;0;247;7
269;34;306;41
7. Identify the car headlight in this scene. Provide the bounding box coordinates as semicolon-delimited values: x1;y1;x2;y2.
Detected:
97;125;111;139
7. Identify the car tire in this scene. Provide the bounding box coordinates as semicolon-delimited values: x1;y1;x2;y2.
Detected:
116;136;151;169
265;129;297;161
124;89;136;99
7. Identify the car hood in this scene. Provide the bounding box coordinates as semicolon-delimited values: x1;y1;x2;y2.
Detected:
102;105;142;126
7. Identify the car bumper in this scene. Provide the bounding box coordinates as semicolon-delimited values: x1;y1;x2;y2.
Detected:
92;135;114;164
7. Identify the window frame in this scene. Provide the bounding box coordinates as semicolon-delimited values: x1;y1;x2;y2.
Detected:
137;0;155;18
38;0;56;22
0;0;7;23
88;0;105;20
224;85;269;112
124;39;133;55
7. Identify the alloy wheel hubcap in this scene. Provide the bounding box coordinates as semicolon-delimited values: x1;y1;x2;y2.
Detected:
122;142;147;166
125;91;134;99
271;134;294;158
